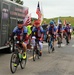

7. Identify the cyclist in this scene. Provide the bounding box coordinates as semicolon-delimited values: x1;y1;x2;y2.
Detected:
32;20;44;56
11;20;28;60
63;25;66;38
56;22;63;43
27;22;32;37
26;23;32;49
64;22;71;44
69;23;72;39
47;21;57;51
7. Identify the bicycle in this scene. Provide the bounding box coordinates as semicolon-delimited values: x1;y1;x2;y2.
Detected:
10;36;27;73
48;34;55;53
32;39;41;61
65;32;70;45
57;33;62;48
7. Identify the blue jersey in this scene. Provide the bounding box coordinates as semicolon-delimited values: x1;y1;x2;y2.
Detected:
64;26;71;33
48;26;56;35
57;26;63;33
13;26;27;34
32;26;43;38
13;26;27;40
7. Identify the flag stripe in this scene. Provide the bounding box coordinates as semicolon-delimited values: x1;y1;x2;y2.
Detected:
23;14;31;26
36;2;41;19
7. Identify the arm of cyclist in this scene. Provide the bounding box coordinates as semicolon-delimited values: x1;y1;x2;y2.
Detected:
9;26;18;41
40;27;44;41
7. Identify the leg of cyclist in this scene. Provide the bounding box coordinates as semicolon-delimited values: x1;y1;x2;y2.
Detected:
22;42;27;59
67;32;70;44
31;36;36;47
57;33;59;44
68;33;70;43
48;34;51;42
52;36;55;51
66;33;69;45
61;33;63;43
58;33;62;44
39;41;43;56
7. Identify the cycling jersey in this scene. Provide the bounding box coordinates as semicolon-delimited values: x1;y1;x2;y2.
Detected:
32;26;44;40
64;26;71;33
47;26;56;35
27;25;32;35
57;26;63;33
12;26;28;41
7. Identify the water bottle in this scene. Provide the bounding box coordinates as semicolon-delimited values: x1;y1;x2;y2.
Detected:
19;53;22;59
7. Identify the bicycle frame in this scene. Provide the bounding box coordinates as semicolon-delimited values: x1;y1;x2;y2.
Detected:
49;35;54;48
57;33;62;47
48;35;54;53
33;39;40;61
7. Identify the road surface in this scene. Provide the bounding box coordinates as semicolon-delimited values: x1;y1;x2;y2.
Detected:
0;37;74;75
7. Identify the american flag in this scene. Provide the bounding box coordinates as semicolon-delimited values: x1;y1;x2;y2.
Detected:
23;13;31;26
23;7;28;16
36;1;41;19
26;13;31;25
63;20;66;26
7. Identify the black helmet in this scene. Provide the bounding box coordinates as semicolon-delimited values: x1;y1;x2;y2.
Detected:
17;20;23;24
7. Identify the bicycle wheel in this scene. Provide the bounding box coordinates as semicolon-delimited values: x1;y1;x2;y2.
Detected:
37;50;40;59
20;57;27;69
37;44;40;58
10;53;18;73
65;35;69;45
51;41;55;52
58;37;61;48
48;42;50;53
33;48;36;61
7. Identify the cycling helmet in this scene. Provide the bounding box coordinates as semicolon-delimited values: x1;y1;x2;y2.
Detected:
17;20;23;24
34;20;40;25
49;21;54;25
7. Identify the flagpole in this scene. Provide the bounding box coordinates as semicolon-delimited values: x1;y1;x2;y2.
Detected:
41;1;43;25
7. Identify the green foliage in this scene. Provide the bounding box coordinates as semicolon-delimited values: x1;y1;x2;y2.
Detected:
43;16;74;26
32;16;74;26
10;0;23;5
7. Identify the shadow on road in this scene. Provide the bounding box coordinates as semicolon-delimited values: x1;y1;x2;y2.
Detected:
0;49;9;55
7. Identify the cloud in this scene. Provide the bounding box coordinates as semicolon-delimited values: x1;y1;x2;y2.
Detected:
23;0;74;18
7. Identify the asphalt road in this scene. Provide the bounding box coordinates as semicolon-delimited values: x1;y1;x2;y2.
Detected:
0;37;74;75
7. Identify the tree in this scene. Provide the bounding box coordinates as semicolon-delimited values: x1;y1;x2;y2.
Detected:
10;0;23;5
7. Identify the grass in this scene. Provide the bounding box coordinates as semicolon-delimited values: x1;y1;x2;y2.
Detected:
42;16;74;26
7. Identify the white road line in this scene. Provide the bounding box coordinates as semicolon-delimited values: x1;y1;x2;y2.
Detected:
43;43;66;47
56;44;65;47
43;43;48;45
72;45;74;47
43;43;74;48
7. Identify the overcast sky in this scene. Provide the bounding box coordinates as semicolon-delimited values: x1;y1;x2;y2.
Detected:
23;0;74;18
